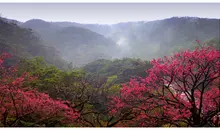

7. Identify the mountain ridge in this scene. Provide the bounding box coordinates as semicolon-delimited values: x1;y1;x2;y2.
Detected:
1;16;219;67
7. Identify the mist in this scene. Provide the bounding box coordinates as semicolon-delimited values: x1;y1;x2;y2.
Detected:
0;3;220;127
0;3;219;68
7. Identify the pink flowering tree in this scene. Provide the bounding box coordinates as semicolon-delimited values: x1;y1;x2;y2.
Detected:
109;42;220;127
0;53;79;127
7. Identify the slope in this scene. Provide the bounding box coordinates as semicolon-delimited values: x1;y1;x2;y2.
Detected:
22;19;118;67
0;17;68;69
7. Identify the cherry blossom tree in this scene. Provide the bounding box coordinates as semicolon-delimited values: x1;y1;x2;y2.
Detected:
109;42;220;127
0;53;79;127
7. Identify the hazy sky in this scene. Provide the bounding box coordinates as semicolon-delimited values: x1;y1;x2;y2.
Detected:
0;3;219;24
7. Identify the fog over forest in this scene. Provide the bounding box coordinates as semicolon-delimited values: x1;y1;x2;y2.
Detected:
0;3;219;127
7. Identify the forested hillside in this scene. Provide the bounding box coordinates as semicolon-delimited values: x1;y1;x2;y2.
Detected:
83;58;152;87
0;17;68;69
1;41;219;127
37;17;220;60
22;19;118;67
0;15;219;127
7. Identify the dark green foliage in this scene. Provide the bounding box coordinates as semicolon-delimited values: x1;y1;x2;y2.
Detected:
82;58;152;87
17;57;62;91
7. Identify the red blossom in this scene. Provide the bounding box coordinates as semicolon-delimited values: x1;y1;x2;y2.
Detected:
0;53;79;126
109;44;220;127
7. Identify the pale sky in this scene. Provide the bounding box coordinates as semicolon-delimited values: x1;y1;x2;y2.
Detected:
0;3;219;24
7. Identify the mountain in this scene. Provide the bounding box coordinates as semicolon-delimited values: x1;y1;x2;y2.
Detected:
53;22;112;37
0;17;23;25
0;17;68;69
122;17;220;57
20;17;219;66
21;19;118;67
52;21;146;38
53;17;220;60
